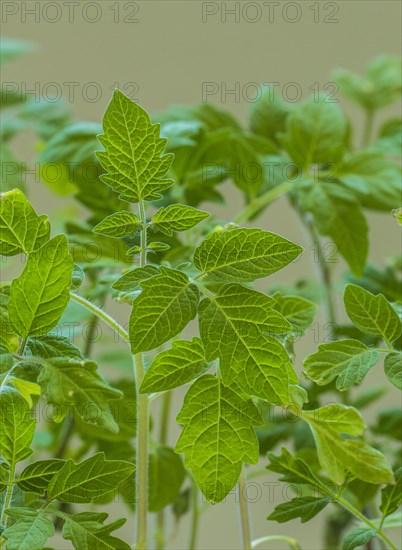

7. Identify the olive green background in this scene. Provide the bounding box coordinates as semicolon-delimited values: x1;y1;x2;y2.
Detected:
2;1;402;548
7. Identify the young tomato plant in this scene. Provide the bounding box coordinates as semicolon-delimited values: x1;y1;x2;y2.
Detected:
0;46;401;550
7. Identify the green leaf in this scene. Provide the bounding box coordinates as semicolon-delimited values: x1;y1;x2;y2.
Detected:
37;357;123;432
384;352;402;389
380;467;402;518
339;151;402;211
112;265;160;294
62;512;131;550
8;377;40;407
176;375;262;503
9;235;73;338
302;404;394;485
249;86;290;144
280;95;347;169
393;208;402;226
271;293;317;334
97;89;174;203
93;211;141;238
0;189;50;256
268;496;331;523
140;337;209;393
267;448;326;490
342;528;377;550
27;334;83;359
198;283;294;404
299;180;368;277
0;287;18;352
71;264;85;290
17;459;65;495
333;55;401;110
194;228;302;282
129;266;199;353
0;38;33;66
151;204;209;236
48;452;135;503
303;339;380;390
149;445;186;512
0;387;35;464
2;507;54;550
344;284;402;343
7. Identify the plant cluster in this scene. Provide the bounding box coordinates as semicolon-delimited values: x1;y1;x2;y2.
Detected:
0;42;401;550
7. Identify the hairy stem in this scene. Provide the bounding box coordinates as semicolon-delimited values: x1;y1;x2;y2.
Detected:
155;391;172;550
233;181;293;225
135;199;150;550
70;292;129;344
238;468;252;550
189;478;200;550
303;214;337;327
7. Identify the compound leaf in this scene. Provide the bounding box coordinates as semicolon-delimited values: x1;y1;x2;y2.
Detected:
97;89;174;203
62;512;131;550
194;228;302;282
268;496;331;523
17;459;65;495
176;375;262;503
9;235;73;338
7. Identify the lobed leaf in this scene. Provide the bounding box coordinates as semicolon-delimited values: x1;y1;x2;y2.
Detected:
3;507;55;550
62;512;131;550
268;496;331;524
176;375;262;503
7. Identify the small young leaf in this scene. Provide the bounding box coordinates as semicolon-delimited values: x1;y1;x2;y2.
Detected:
17;459;65;495
37;357;123;432
384;352;402;389
97;89;174;203
9;235;73;338
148;445;186;512
47;452;135;503
71;264;85;290
303;339;380;390
151;204;209;236
176;375;262;503
268;496;331;523
344;284;402;343
140;337;209;393
0;387;35;464
342;528;377;550
147;242;170;252
0;189;50;256
194;228;302;282
93;211;141;238
302;404;394;485
380;467;402;518
129;266;199;353
2;507;55;550
62;512;131;550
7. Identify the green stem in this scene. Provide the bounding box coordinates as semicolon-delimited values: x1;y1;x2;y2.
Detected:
0;464;15;528
238;468;252;550
362;108;375;148
335;495;396;550
156;391;172;550
135;199;149;550
70;292;129;344
303;214;337;327
252;535;301;549
233;181;293;225
189;478;200;550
